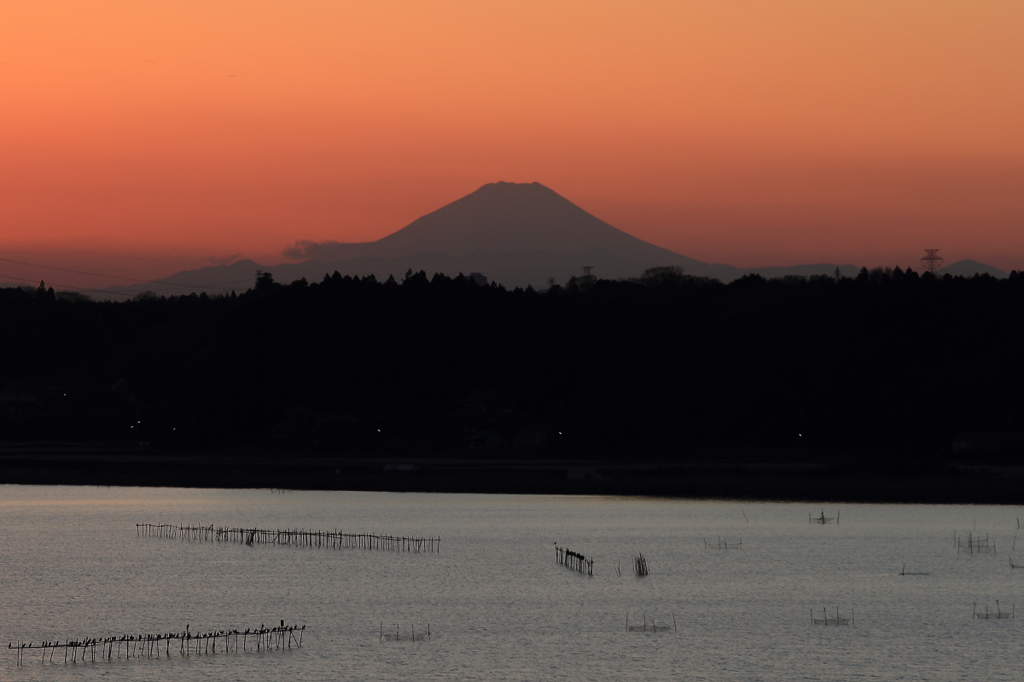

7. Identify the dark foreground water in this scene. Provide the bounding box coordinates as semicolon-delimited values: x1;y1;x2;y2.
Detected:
2;485;1022;681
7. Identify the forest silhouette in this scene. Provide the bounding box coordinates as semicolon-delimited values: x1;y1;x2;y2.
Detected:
2;266;1022;497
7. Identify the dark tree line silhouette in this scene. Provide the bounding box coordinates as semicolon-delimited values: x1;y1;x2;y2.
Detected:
2;266;1022;463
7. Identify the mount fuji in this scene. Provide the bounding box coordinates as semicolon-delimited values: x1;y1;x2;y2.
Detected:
109;182;866;296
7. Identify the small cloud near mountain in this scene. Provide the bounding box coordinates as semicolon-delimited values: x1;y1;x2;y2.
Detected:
283;241;320;260
208;253;242;266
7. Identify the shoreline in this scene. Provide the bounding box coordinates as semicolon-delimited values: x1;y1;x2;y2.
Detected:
2;446;1023;504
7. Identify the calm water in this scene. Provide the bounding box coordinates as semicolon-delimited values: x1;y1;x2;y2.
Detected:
1;485;1022;681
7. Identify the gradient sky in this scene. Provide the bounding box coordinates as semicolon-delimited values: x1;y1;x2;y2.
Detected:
2;1;1022;290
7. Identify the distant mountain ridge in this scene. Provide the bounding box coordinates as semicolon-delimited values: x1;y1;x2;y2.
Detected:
99;182;1004;297
937;259;1008;279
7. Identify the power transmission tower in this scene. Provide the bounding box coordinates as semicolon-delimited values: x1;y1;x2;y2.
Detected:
920;249;944;273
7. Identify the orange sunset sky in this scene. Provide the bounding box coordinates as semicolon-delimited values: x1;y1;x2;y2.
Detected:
2;1;1022;290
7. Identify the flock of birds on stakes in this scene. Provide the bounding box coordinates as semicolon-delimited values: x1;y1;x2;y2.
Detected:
10;509;1024;665
9;623;303;666
11;520;446;667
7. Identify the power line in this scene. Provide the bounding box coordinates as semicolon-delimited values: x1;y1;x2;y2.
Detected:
0;256;165;282
0;272;242;298
0;272;134;297
0;256;255;290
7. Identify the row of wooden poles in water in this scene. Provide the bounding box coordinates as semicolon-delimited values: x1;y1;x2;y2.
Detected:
811;608;854;626
555;545;595;576
9;623;304;665
557;546;653;577
137;523;441;553
954;530;996;555
973;601;1014;619
626;612;677;632
380;623;430;642
560;536;751;578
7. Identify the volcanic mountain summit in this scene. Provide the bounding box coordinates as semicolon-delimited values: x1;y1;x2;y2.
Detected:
273;180;742;286
287;181;700;265
381;181;623;255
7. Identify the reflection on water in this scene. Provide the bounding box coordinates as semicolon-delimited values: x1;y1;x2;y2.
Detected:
1;485;1022;682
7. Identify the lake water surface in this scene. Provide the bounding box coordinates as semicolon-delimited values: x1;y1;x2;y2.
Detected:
2;485;1022;681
